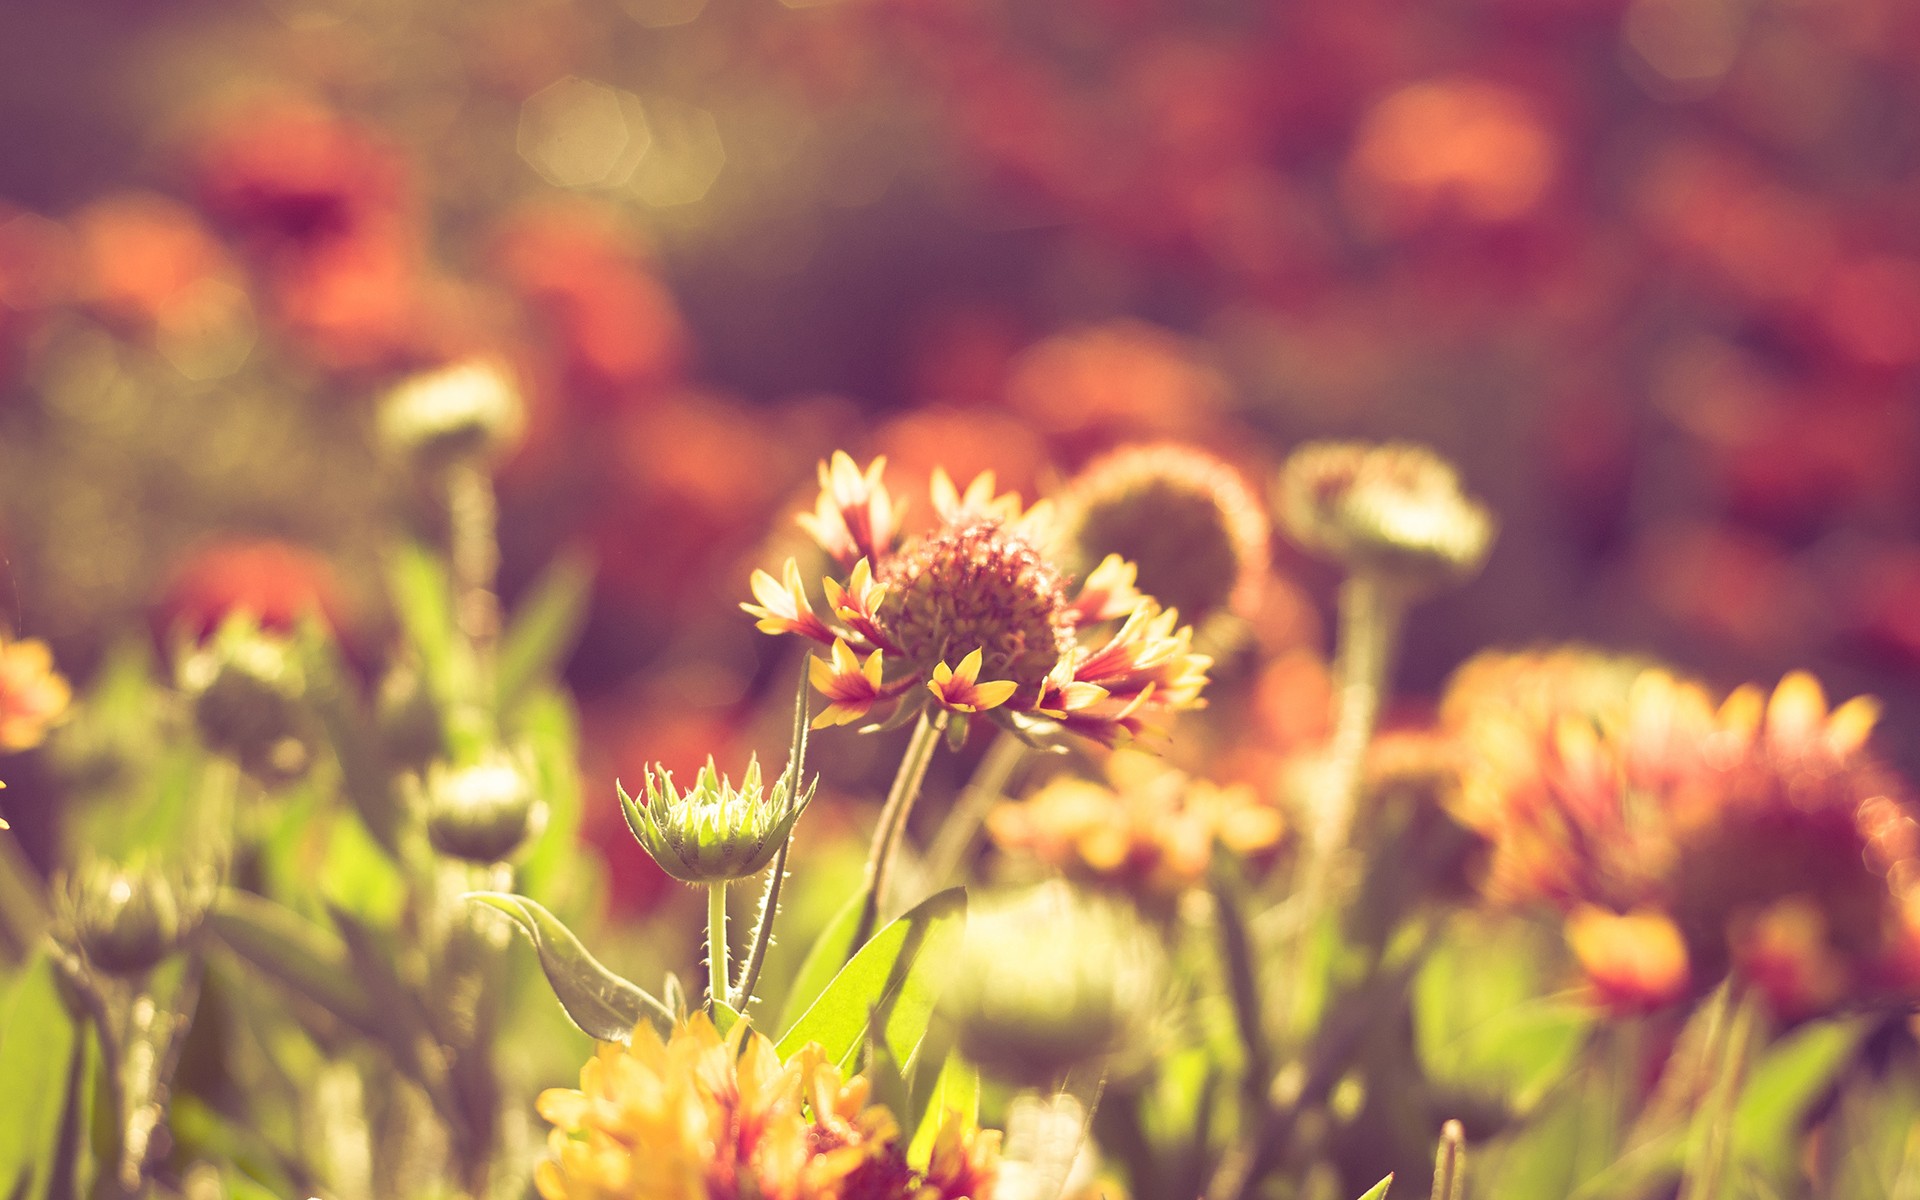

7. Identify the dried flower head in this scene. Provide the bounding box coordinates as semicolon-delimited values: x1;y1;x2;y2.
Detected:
941;884;1164;1086
618;755;814;884
1277;441;1494;590
0;630;70;753
534;1013;999;1200
988;750;1284;907
1053;444;1270;632
747;452;1212;747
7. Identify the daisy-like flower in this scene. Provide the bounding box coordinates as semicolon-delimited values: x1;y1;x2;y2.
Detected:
534;1013;1000;1200
747;452;1212;746
988;749;1285;909
0;630;71;753
1277;441;1494;592
1443;649;1920;1018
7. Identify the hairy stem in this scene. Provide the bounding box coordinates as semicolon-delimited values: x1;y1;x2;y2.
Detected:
707;882;729;1016
849;709;946;957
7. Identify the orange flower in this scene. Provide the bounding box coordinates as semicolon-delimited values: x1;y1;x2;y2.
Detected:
534;1014;998;1200
1566;906;1690;1016
0;633;70;753
748;453;1211;747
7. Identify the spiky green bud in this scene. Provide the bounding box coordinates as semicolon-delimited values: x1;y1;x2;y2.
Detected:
618;755;814;884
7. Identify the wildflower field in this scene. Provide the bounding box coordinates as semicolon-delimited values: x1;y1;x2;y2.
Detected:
3;0;1920;1197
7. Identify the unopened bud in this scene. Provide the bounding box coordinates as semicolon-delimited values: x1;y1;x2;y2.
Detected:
376;666;447;772
66;860;210;976
942;884;1162;1085
377;359;525;470
425;750;543;863
180;617;315;786
1277;441;1494;591
618;755;814;884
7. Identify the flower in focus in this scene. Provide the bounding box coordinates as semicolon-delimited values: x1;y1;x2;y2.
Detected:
987;749;1284;908
1277;441;1495;591
0;630;71;753
617;755;814;884
746;452;1212;747
1052;444;1270;640
534;1013;999;1200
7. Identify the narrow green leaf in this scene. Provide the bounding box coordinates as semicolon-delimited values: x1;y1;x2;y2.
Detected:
908;1052;980;1169
297;620;402;855
776;890;864;1033
388;543;459;704
775;887;966;1072
712;998;744;1037
1356;1175;1394;1200
1823;1039;1920;1200
466;892;671;1041
496;551;595;717
0;954;80;1200
207;890;384;1042
1732;1015;1870;1188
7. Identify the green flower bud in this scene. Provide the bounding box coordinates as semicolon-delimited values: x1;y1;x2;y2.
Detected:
376;359;525;470
617;755;814;884
65;860;211;976
1276;441;1495;591
179;617;316;786
941;884;1163;1086
425;751;543;863
377;665;447;773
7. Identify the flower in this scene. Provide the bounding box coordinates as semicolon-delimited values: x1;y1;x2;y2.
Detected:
0;631;70;753
61;858;215;977
987;749;1285;907
178;615;316;787
1442;649;1920;1018
617;754;814;884
534;1013;999;1200
751;452;1212;747
1277;441;1495;591
424;750;544;864
941;884;1164;1086
1052;443;1270;634
377;359;526;470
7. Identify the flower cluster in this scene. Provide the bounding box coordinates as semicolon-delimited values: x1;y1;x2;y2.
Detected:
1443;648;1920;1018
987;750;1284;908
534;1014;998;1200
746;453;1212;746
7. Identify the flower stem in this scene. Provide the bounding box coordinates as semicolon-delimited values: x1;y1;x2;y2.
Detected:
1678;985;1762;1200
447;462;502;679
706;881;729;1017
849;709;947;957
923;729;1027;888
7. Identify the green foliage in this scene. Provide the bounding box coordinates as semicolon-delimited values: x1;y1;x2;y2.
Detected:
0;955;87;1200
775;886;966;1072
466;892;672;1041
495;551;594;719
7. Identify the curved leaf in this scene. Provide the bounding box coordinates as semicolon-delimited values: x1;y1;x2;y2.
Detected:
208;890;384;1041
776;887;966;1071
776;890;864;1033
466;892;670;1041
908;1052;980;1170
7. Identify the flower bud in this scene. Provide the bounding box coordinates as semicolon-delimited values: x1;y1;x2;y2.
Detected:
1276;441;1494;590
425;750;543;863
376;665;447;773
941;884;1163;1086
617;755;814;884
179;618;316;786
66;860;210;976
376;359;525;471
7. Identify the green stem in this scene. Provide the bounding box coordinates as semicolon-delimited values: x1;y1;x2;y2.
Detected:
923;730;1027;888
1431;1119;1466;1200
447;462;502;677
1678;986;1762;1200
707;882;729;1016
848;709;947;958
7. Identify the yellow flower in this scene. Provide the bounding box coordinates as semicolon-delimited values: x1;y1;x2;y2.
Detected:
750;452;1211;747
0;633;70;753
534;1014;999;1200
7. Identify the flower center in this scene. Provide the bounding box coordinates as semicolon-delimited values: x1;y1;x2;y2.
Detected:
879;519;1071;691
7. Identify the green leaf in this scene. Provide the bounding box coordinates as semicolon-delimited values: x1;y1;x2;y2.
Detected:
496;551;594;717
1413;912;1592;1115
1732;1016;1870;1189
908;1052;980;1169
298;620;402;855
776;890;865;1033
388;542;460;705
466;892;671;1041
712;999;743;1037
512;687;588;906
1823;1037;1920;1200
775;887;966;1072
206;890;384;1042
0;954;81;1200
1356;1176;1394;1200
